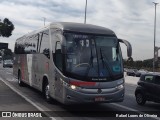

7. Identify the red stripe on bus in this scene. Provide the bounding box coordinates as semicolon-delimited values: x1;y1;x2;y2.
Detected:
70;81;96;86
45;62;49;71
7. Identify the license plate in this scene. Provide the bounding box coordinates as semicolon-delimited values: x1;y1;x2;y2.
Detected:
95;97;105;102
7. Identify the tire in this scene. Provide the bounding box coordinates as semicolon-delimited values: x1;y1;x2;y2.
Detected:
44;82;52;103
136;93;146;105
18;72;25;87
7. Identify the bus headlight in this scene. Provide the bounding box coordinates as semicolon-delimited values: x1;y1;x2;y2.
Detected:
116;84;124;90
70;85;76;90
62;80;81;91
70;85;81;91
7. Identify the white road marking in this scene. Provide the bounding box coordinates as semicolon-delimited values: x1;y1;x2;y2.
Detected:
6;77;17;82
0;77;57;120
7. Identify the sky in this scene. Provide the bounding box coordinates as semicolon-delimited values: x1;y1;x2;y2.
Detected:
0;0;160;60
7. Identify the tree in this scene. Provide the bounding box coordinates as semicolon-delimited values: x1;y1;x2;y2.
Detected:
0;18;14;37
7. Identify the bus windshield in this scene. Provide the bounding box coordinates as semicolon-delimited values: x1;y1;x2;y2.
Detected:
64;33;123;81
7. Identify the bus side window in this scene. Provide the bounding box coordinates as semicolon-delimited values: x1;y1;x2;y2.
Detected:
40;30;50;59
54;41;63;71
15;37;25;54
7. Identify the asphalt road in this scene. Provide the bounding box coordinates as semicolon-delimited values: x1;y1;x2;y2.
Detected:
0;64;159;120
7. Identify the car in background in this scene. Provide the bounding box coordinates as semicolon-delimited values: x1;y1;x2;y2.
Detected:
135;73;160;105
135;69;148;77
3;59;13;68
126;69;137;76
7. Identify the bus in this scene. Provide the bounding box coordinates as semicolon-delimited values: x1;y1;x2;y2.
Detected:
13;22;132;104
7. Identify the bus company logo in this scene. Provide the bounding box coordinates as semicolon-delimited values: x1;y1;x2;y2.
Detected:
97;88;102;94
2;112;11;117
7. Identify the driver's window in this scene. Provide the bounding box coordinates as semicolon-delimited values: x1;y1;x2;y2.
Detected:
54;41;63;71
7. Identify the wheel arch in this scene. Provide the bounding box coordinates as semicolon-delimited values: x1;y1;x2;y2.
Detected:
42;75;49;92
135;87;145;96
18;69;21;79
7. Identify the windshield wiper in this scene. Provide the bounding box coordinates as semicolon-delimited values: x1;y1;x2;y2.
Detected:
99;48;114;79
85;46;95;76
100;48;105;68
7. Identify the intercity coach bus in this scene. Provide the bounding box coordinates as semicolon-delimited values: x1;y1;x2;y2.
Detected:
13;22;132;104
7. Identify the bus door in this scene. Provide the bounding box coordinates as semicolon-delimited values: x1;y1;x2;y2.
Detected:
54;41;64;99
32;55;39;88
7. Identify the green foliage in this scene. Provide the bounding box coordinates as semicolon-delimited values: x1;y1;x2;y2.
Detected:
0;18;14;37
124;58;156;71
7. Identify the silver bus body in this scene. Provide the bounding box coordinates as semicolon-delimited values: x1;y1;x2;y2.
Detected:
13;22;132;104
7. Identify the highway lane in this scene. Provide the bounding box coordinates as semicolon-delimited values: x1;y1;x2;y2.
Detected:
0;65;159;120
0;69;51;120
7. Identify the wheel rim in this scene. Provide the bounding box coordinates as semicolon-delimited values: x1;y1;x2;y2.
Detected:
136;94;143;103
45;84;50;99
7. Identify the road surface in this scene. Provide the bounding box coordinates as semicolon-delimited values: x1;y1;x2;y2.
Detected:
0;65;159;120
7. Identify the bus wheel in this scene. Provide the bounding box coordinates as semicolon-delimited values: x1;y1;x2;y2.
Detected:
18;72;25;87
44;82;52;103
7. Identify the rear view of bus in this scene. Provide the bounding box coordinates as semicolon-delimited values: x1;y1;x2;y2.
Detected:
51;23;132;104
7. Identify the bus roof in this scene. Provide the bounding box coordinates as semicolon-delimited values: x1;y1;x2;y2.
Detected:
17;22;116;41
50;22;115;35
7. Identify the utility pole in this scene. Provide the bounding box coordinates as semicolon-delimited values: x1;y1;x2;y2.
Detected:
42;17;46;26
84;0;87;24
153;2;158;72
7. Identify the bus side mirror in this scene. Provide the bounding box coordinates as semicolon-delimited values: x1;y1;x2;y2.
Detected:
118;39;132;61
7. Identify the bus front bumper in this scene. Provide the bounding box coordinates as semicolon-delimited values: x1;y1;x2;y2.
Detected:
63;86;124;104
